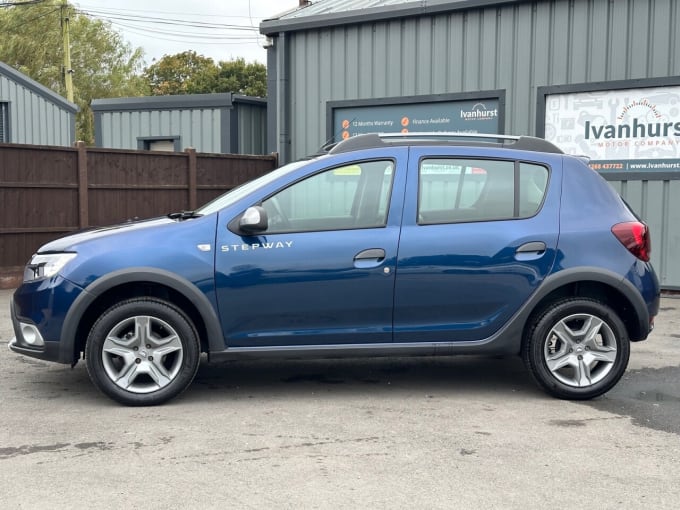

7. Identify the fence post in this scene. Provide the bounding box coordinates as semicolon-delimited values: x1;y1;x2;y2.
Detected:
186;147;197;210
76;141;89;228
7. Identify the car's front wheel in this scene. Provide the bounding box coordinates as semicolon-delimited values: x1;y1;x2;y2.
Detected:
85;298;200;406
523;298;630;400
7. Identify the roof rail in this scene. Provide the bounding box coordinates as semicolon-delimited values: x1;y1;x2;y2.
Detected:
378;132;520;142
327;132;563;155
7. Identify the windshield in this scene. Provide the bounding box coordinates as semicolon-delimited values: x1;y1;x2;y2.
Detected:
196;159;309;216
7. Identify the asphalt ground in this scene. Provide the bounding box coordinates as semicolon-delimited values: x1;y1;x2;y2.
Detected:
1;288;679;509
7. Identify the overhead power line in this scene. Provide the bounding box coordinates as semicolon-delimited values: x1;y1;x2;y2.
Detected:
77;8;259;31
75;5;266;52
77;3;256;21
98;19;260;41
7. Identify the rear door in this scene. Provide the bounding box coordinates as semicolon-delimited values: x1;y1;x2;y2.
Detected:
393;147;562;343
214;148;408;347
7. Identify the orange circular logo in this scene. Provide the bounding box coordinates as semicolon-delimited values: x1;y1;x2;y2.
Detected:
342;131;350;140
342;119;350;129
401;117;409;127
401;128;409;134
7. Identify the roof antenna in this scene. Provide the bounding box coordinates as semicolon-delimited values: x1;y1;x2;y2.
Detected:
318;116;357;152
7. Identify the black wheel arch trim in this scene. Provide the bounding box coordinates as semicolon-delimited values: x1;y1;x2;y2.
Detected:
59;268;225;364
519;266;651;341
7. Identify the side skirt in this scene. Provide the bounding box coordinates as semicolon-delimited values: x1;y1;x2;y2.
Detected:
208;339;520;362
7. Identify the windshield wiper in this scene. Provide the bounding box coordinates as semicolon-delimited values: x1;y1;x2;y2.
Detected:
167;210;203;220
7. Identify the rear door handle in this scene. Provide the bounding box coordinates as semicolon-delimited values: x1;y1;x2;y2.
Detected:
515;241;546;261
354;248;386;268
516;241;546;254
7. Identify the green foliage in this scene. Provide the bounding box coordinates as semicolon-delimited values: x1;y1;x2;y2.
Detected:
0;1;148;144
216;58;267;98
144;52;267;98
143;51;217;95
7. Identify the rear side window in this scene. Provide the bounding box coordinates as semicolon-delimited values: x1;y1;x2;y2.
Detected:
418;158;548;224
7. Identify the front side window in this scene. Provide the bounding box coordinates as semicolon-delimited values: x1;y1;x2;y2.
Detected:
418;158;548;224
261;160;394;233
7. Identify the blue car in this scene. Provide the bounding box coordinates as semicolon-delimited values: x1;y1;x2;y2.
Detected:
9;133;660;405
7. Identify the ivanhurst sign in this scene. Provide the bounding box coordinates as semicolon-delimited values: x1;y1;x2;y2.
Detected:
541;84;680;172
584;118;680;140
327;91;505;142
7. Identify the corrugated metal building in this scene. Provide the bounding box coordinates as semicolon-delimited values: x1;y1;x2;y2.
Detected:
0;61;77;146
261;0;680;288
92;93;267;155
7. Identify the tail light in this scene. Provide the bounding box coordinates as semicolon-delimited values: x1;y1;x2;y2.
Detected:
611;222;651;262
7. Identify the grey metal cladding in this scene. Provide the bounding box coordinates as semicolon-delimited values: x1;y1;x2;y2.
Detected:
91;93;266;112
97;106;221;152
92;93;236;112
238;103;268;154
0;62;77;146
94;94;267;154
270;0;680;161
260;0;518;34
0;61;78;113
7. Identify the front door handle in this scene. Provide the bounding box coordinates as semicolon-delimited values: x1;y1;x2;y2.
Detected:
354;248;386;260
354;248;386;268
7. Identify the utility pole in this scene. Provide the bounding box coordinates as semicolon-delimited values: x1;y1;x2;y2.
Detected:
60;0;74;102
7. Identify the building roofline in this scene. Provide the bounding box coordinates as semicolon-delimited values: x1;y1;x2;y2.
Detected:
0;61;78;113
260;0;525;35
91;93;266;112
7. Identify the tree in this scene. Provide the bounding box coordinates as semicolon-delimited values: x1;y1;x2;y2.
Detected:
144;53;267;98
215;58;267;98
0;1;148;144
143;51;218;96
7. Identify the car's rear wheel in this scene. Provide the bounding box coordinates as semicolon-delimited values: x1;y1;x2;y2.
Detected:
523;298;630;400
85;298;200;406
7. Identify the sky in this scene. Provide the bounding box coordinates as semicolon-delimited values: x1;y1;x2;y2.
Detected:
74;1;302;65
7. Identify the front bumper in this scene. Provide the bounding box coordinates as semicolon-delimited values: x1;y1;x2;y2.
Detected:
9;276;85;364
9;297;63;362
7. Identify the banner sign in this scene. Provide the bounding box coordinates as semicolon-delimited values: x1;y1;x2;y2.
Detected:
543;85;680;171
329;96;502;142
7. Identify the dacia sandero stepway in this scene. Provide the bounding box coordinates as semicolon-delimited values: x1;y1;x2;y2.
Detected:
9;133;660;405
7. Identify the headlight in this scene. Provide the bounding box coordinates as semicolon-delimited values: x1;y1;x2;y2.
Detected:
24;253;77;282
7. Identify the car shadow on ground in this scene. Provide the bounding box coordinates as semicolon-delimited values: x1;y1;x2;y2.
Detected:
188;355;543;401
3;351;545;406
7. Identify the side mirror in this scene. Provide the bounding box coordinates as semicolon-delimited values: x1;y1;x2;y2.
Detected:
239;206;268;233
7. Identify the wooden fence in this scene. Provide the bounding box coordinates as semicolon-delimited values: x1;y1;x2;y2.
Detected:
0;142;278;287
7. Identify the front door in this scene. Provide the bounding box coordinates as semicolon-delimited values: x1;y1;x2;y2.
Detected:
215;154;405;347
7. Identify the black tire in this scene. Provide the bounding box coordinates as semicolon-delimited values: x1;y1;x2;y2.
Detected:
522;298;630;400
85;298;200;406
